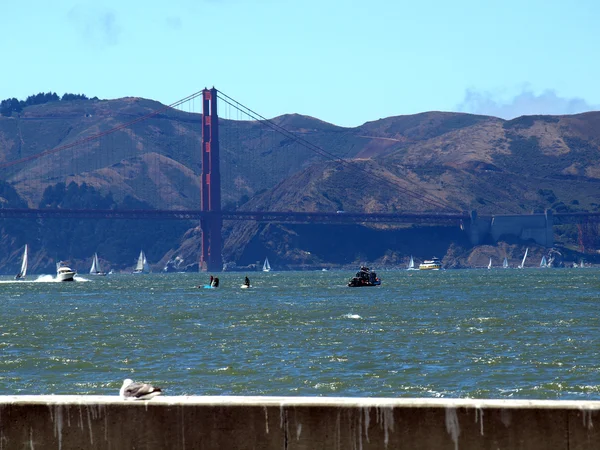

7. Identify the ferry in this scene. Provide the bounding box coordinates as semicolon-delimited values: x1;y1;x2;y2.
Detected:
419;257;442;270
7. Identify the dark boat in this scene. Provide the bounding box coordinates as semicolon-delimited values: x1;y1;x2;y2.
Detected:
347;266;381;287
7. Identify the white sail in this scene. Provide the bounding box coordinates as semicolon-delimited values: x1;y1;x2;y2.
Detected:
487;257;492;270
408;256;415;270
90;252;107;275
540;256;547;268
503;257;508;269
518;248;528;269
16;244;28;279
134;250;150;274
90;253;99;274
262;257;271;272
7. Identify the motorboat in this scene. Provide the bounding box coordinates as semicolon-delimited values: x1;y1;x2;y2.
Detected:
419;257;442;270
56;262;76;282
347;266;381;287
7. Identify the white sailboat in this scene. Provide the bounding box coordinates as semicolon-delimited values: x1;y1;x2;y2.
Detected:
90;252;107;276
503;257;509;269
262;257;271;272
15;244;28;280
487;257;492;270
540;256;548;268
518;248;528;269
133;250;150;274
407;255;416;270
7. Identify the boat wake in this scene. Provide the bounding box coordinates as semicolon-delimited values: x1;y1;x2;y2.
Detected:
0;275;91;283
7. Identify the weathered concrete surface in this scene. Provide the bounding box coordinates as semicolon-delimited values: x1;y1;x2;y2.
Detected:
0;396;599;449
468;211;554;247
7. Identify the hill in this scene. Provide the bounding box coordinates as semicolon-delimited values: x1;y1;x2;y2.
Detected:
0;95;599;272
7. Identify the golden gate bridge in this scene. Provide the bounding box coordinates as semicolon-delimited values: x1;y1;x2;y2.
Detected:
0;88;597;271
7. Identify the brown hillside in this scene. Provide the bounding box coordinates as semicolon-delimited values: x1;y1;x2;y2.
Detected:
2;96;600;270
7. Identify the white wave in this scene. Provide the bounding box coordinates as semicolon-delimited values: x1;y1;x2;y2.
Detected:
28;275;91;283
343;313;362;319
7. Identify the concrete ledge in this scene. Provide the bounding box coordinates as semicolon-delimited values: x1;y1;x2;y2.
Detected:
1;396;599;449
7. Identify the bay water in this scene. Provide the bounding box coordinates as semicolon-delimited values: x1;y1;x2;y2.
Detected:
1;268;599;399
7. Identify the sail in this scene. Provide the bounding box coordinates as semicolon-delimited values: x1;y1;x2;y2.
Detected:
90;253;100;274
487;257;492;270
143;254;150;273
518;248;528;269
16;245;28;278
262;257;271;272
503;257;508;269
540;256;547;268
134;250;149;273
408;256;415;270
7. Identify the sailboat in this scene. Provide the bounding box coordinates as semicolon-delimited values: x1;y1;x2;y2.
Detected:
14;244;28;280
407;255;416;270
487;257;492;270
262;257;271;272
503;257;509;269
540;255;548;268
518;248;529;269
90;252;107;276
133;250;150;274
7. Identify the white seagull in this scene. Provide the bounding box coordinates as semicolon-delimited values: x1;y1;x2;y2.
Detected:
120;378;163;400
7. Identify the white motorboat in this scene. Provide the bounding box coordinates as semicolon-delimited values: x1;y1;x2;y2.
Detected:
56;262;76;282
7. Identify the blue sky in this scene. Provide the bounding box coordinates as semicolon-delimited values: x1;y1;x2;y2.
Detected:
2;0;599;127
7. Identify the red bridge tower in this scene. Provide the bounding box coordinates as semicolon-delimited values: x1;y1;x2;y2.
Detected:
200;88;223;272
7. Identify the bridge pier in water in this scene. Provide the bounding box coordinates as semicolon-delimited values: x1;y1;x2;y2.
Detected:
200;88;223;272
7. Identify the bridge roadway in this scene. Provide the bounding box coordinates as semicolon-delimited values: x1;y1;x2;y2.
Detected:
0;208;596;225
0;208;468;224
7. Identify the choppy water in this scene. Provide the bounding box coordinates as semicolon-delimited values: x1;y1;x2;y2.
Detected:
1;268;599;399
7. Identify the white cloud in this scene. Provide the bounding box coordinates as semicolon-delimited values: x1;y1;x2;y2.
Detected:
68;6;121;47
457;87;599;119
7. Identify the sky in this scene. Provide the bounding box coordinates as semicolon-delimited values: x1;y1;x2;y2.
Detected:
2;0;599;127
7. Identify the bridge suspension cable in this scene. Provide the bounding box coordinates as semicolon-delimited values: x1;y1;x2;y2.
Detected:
216;90;461;213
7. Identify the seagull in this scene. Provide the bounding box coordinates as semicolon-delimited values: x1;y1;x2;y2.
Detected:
119;379;163;400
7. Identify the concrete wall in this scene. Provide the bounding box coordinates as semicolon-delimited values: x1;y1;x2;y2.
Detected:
468;211;554;247
1;396;600;449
